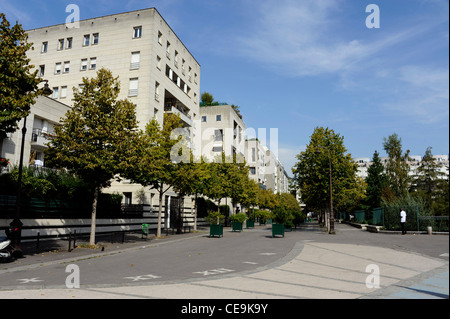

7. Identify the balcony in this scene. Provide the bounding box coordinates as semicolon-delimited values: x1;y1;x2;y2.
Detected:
31;128;50;149
164;105;192;127
164;92;192;127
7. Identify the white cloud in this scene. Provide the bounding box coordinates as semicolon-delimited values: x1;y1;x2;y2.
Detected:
381;66;449;124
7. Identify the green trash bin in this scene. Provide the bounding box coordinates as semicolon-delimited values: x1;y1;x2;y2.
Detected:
142;224;149;238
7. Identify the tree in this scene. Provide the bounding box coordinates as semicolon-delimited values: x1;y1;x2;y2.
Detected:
0;14;43;142
45;68;140;246
124;113;184;238
412;147;448;216
171;154;211;233
383;133;410;198
365;150;388;209
200;92;214;105
292;127;365;224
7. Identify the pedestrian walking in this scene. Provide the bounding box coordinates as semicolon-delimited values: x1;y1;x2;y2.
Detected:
400;208;407;235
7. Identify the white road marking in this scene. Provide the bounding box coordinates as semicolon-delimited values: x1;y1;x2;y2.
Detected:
123;274;161;281
17;277;44;284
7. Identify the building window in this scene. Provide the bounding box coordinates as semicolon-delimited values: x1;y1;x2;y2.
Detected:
41;42;48;53
133;26;142;38
52;87;59;99
60;86;67;99
214;129;223;142
55;62;62;75
92;33;99;45
83;34;90;46
39;65;45;77
57;39;64;51
90;57;97;70
66;37;73;49
81;59;88;71
158;31;163;45
201;116;207;123
130;52;140;70
156;56;161;70
155;82;160;101
212;146;223;152
166;41;171;59
216;115;222;122
129;78;139;97
63;61;70;73
250;167;256;175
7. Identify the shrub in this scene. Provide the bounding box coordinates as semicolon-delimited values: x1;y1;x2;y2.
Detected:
230;213;247;224
206;211;225;225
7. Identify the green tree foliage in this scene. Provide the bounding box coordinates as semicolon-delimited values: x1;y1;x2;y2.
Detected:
124;113;184;238
0;14;43;139
200;92;214;105
365;150;388;209
45;68;140;245
292;127;366;216
383;133;411;198
411;147;448;216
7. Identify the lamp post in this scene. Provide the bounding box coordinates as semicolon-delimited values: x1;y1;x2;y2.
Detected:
10;81;53;257
316;145;335;235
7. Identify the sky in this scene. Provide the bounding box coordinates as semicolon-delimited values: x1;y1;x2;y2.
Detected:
1;0;449;176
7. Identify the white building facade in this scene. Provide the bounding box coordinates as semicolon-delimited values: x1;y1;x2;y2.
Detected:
25;8;201;208
0;96;70;169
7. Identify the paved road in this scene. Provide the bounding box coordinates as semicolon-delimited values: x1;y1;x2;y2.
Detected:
0;222;448;299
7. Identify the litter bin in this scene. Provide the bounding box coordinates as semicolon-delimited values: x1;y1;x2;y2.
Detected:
142;224;150;238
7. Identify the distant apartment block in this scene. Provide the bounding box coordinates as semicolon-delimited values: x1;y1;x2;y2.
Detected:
199;104;245;161
200;104;290;194
354;155;449;180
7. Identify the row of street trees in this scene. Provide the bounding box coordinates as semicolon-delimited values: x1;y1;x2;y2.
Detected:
366;134;448;217
43;69;302;245
292;127;448;230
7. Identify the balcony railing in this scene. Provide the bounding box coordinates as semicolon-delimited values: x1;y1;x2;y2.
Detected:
164;105;192;127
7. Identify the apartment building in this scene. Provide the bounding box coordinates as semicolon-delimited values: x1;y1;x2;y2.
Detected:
354;155;450;180
199;104;246;162
25;8;201;207
200;105;290;194
0;96;70;168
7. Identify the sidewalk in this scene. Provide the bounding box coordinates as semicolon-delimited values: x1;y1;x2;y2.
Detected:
0;223;448;299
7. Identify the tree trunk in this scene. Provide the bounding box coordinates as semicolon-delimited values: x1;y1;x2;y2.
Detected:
89;186;99;246
157;185;163;238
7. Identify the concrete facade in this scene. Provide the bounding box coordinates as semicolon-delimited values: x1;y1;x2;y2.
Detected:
199;104;245;162
0;96;70;168
24;8;201;207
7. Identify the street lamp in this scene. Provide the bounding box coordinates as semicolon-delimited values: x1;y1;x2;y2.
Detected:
315;145;335;235
10;80;53;257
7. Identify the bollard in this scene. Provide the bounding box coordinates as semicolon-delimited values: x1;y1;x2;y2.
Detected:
36;232;40;252
68;231;72;252
427;226;433;235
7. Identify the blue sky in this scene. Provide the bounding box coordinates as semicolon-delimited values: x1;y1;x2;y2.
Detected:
2;0;449;175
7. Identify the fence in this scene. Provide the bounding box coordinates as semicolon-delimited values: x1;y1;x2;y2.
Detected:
338;207;449;232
